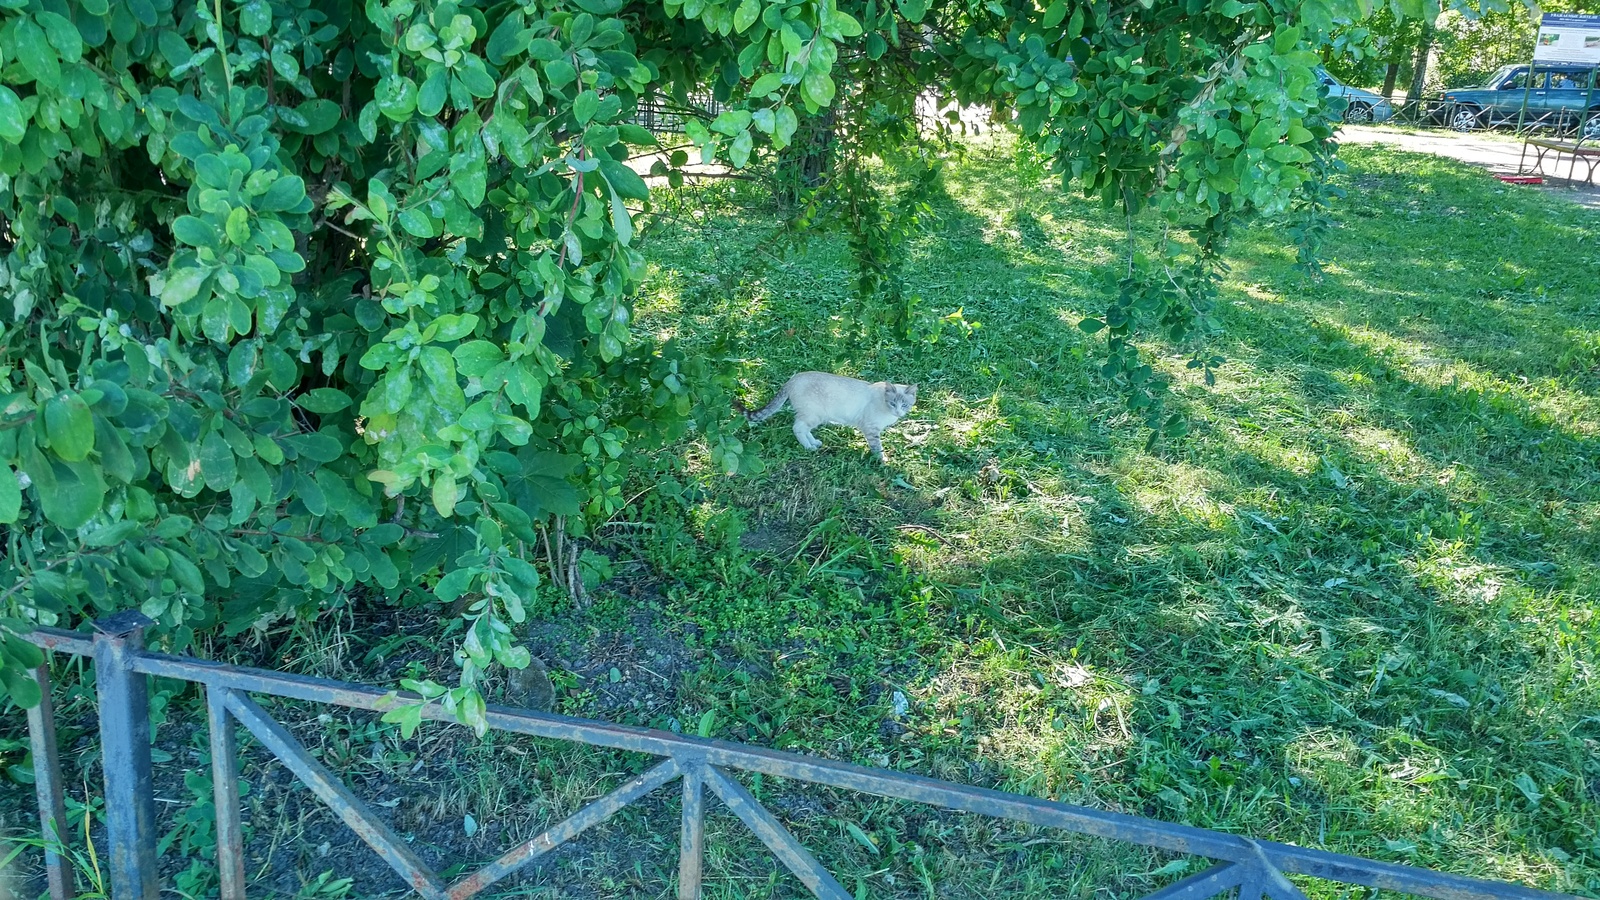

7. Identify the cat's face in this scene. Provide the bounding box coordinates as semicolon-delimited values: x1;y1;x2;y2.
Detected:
887;383;918;416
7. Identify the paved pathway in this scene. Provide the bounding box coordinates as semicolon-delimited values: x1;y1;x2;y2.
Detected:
622;123;1600;209
625;147;732;187
1337;125;1600;210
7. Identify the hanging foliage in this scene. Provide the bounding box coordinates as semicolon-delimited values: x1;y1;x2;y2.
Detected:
0;0;1492;727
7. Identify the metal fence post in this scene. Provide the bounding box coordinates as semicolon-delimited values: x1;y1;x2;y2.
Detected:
207;686;247;900
92;611;160;900
26;663;73;900
677;759;705;900
16;620;1577;900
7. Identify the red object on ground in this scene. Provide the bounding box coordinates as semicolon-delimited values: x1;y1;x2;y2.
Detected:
1496;175;1543;184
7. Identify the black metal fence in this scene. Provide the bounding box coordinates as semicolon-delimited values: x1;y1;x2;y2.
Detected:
13;612;1582;900
1378;95;1451;128
632;87;1597;145
1370;94;1600;140
631;90;726;135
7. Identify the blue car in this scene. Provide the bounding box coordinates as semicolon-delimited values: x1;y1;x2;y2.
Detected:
1440;63;1600;137
1316;68;1396;124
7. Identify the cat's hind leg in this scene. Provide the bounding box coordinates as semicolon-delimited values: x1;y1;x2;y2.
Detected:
793;418;824;451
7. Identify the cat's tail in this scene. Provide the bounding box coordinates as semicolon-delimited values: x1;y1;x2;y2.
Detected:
745;384;790;423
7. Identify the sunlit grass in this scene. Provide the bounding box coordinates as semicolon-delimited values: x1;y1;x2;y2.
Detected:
9;137;1592;900
618;136;1599;897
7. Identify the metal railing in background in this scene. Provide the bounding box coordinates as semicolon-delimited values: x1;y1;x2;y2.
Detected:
630;90;725;135
14;612;1582;900
1367;93;1600;140
1378;95;1451;128
627;85;1594;148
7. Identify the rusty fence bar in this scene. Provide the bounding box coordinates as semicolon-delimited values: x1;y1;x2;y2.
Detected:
24;663;71;899
90;612;161;900
1141;863;1244;900
225;689;450;899
446;757;683;900
703;764;852;900
677;763;705;900
205;685;248;900
13;617;1583;900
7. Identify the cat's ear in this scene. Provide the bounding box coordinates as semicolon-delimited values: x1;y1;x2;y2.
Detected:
908;384;919;399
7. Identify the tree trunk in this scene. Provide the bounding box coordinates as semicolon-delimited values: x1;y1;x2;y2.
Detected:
1382;63;1400;99
1407;22;1436;99
775;109;836;208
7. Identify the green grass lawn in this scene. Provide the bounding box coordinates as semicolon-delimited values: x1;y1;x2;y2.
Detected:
614;137;1599;897
4;138;1595;900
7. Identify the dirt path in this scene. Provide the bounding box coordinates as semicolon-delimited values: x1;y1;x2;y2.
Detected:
625;147;733;186
1338;124;1600;210
620;125;1600;209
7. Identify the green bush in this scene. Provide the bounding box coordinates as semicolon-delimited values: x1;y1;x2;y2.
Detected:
0;0;1447;727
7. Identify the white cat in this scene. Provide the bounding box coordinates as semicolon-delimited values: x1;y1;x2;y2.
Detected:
747;372;918;462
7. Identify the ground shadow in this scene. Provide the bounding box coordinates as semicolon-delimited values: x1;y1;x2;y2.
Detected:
4;140;1596;899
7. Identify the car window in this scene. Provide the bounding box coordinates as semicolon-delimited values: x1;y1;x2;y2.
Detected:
1501;70;1538;90
1483;65;1516;88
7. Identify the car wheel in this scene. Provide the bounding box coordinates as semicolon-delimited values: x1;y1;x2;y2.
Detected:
1450;106;1482;132
1585;110;1600;141
1344;102;1374;125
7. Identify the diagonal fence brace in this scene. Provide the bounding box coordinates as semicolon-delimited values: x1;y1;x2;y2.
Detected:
223;691;450;900
20;622;1584;900
704;765;851;900
1134;862;1246;900
1245;839;1311;900
445;757;682;899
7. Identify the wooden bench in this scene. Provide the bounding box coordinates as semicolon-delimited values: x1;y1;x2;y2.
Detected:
1520;135;1600;185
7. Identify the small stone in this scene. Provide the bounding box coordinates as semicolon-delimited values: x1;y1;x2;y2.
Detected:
506;657;556;711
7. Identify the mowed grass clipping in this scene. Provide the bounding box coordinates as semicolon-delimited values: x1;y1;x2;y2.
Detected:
621;138;1599;897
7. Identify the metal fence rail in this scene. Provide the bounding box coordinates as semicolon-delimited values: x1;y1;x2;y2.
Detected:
1382;95;1451;128
1366;94;1600;140
631;90;725;135
14;613;1582;900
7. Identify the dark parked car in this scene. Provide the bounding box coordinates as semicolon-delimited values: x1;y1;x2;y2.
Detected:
1441;64;1600;137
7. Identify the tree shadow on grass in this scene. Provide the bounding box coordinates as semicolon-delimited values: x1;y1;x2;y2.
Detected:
1232;145;1600;398
630;140;1599;896
5;144;1593;900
